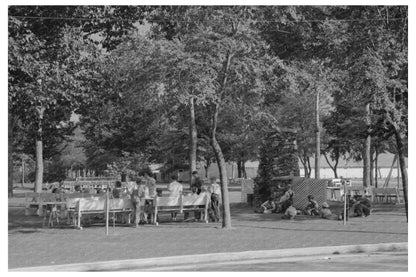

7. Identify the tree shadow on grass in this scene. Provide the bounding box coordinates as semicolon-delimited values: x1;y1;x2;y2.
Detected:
16;230;39;234
231;222;408;236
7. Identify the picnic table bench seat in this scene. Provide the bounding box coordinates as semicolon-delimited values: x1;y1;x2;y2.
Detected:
75;198;134;228
372;187;400;203
153;193;210;225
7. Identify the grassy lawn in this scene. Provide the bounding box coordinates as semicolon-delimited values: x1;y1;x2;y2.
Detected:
8;201;407;269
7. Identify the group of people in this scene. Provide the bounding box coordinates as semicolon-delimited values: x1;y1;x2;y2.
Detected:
304;194;372;220
259;185;372;221
182;171;221;223
129;170;221;225
259;185;297;219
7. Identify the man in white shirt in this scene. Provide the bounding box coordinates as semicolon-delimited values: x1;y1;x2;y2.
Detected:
168;175;183;221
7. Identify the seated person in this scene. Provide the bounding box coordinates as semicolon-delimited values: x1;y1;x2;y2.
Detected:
352;195;371;217
51;187;61;194
276;185;294;213
319;202;333;219
305;195;319;216
112;181;123;199
281;203;297;220
167;175;183;221
260;197;276;214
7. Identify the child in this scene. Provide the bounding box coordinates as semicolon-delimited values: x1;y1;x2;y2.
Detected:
305;195;319;216
281;203;297;220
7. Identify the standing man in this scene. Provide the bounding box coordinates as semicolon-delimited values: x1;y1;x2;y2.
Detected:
209;176;221;222
168;175;183;221
140;169;157;223
141;170;156;198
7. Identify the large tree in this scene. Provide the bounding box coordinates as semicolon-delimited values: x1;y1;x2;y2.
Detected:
9;20;96;192
145;7;274;228
9;6;148;192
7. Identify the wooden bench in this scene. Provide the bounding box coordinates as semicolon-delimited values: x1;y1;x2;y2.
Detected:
371;187;401;203
153;193;210;225
384;188;401;203
345;186;366;197
75;197;134;229
372;188;386;202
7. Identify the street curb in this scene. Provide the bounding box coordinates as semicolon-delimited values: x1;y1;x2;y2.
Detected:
10;242;407;272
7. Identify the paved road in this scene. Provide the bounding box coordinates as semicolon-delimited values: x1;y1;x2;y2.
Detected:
139;251;407;272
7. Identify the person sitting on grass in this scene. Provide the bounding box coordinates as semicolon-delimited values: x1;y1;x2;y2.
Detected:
276;185;294;213
305;195;319;216
352;195;372;217
319;202;333;219
281;202;297;220
260;197;276;214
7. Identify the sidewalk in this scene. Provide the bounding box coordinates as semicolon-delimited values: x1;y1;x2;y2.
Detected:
10;243;408;271
8;202;408;269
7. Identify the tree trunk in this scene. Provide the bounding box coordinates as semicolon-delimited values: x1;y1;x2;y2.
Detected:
323;152;339;178
306;156;311;178
210;50;232;228
211;134;232;229
370;148;374;187
205;157;211;178
315;92;320;179
21;157;25;188
375;148;379;188
363;103;371;188
237;161;241;178
237;159;246;178
394;129;408;222
34;107;45;193
8;116;14;198
210;102;232;228
299;151;307;178
189;96;197;186
34;139;44;192
302;162;308;178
